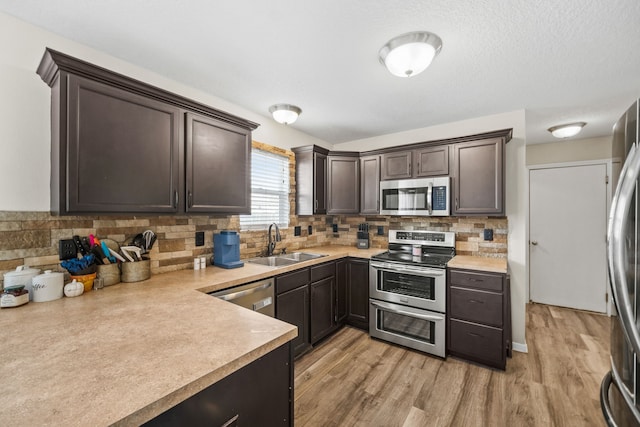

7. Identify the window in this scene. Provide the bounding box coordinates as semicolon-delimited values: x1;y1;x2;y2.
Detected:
240;148;290;230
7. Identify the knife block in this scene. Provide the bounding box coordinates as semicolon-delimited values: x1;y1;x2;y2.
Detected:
357;232;370;249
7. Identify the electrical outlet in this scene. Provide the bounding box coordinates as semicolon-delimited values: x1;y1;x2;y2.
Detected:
377;226;384;236
332;224;338;233
195;231;205;247
59;239;77;260
308;225;313;235
294;226;301;236
483;228;494;241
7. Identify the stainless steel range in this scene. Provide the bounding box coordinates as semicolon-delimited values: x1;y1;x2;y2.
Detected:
369;230;455;358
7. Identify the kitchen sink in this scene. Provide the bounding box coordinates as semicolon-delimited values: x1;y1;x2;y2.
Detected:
281;252;326;262
246;252;326;267
246;256;299;267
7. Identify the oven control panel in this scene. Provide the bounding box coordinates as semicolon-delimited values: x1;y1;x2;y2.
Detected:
389;230;455;247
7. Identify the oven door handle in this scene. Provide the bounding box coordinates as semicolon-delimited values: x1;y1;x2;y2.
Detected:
371;263;445;277
371;300;444;322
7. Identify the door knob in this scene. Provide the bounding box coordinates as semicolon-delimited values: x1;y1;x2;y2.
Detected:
531;241;538;245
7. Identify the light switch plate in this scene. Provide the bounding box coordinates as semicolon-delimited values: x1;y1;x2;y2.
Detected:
483;228;494;241
59;239;77;260
308;225;313;235
294;226;301;236
195;231;205;247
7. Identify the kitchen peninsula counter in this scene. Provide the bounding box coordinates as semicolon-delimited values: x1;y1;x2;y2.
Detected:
0;245;383;426
447;255;508;274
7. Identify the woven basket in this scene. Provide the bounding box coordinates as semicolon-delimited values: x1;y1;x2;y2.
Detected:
121;259;151;283
97;263;120;286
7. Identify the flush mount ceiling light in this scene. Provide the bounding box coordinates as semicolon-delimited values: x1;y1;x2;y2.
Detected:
547;122;587;138
269;104;302;125
379;31;443;78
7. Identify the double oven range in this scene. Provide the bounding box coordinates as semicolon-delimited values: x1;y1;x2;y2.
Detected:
369;230;455;358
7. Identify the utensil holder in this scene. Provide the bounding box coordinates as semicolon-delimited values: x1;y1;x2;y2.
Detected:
97;263;121;286
121;259;151;283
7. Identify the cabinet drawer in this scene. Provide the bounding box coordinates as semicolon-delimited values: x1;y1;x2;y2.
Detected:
449;319;504;368
450;287;503;327
310;262;334;282
276;268;310;295
449;270;503;292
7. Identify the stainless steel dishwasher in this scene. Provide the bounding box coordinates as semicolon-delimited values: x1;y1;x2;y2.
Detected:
210;278;275;317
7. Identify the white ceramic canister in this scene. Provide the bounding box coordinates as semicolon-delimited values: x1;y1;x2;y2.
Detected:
3;265;41;300
31;270;64;302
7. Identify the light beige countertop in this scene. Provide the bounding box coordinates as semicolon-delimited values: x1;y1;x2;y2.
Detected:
447;255;508;274
0;245;384;426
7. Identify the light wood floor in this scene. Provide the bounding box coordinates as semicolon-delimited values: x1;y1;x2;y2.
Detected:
294;303;611;427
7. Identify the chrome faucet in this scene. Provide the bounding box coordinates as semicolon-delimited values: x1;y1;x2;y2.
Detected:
267;223;281;256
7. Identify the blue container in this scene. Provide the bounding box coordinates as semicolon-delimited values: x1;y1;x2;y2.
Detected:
213;231;244;269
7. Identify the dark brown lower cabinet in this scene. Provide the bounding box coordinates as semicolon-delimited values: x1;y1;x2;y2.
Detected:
145;342;292;427
347;258;370;330
276;269;311;358
447;268;511;370
310;262;337;344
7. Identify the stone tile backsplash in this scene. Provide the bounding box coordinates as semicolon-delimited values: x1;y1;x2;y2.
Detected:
0;210;506;288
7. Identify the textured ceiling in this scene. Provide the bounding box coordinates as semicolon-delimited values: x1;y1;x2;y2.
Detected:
1;0;639;145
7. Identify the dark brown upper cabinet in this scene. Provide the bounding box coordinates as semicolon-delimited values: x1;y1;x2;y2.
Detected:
359;155;380;215
452;137;505;216
65;75;182;213
414;145;449;177
37;48;257;215
327;153;359;215
380;151;413;180
293;145;329;215
185;113;251;214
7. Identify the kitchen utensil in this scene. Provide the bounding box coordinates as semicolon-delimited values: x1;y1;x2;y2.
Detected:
132;233;147;253
3;265;40;299
121;246;142;261
142;230;157;251
70;272;97;293
101;241;116;263
108;248;126;263
32;270;64;302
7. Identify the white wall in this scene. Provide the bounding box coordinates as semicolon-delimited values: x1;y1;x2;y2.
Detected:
526;136;614;165
335;110;529;349
0;12;329;212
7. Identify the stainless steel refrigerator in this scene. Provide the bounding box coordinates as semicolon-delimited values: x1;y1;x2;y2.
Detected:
602;99;640;426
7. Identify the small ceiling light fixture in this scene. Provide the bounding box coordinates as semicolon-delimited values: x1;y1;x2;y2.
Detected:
547;122;587;139
269;104;302;125
379;31;443;78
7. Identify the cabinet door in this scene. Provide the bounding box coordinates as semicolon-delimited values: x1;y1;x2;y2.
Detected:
314;152;327;214
335;259;348;324
310;276;336;344
276;285;311;358
327;156;359;214
414;145;449;177
186;113;251;214
452;138;504;215
360;155;380;214
347;258;370;330
381;151;412;180
66;75;181;213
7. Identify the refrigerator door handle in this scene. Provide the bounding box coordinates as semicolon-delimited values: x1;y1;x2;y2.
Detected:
608;142;640;356
600;371;617;427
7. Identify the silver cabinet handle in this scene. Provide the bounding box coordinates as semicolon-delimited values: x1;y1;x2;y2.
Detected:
370;300;443;322
188;191;193;208
608;142;640;357
530;241;538;245
314;199;318;211
174;190;178;208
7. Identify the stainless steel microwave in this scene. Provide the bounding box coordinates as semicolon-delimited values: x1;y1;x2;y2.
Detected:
379;177;450;216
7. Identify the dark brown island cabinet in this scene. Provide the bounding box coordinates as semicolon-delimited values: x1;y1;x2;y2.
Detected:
310;261;339;343
447;268;512;370
37;48;257;215
293;145;329;215
144;342;293;427
276;268;312;357
327;152;360;214
346;258;370;330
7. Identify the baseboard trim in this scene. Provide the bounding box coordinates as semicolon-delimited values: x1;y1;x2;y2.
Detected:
512;342;528;353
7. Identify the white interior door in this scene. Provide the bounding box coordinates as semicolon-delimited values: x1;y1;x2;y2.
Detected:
529;163;608;313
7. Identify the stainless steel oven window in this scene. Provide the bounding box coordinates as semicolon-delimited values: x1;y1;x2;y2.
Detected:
378;309;436;344
379;270;435;301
